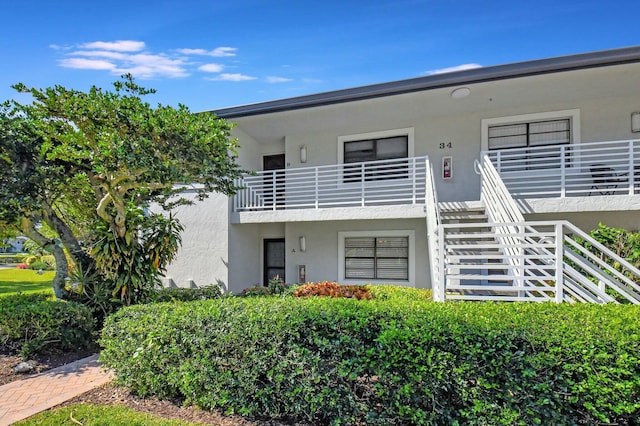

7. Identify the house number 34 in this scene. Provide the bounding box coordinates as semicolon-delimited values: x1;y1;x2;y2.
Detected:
439;142;453;149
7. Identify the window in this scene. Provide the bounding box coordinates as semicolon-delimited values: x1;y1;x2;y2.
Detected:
343;136;409;182
488;119;571;150
344;236;409;280
482;110;580;172
344;136;408;162
482;109;580;151
338;230;415;285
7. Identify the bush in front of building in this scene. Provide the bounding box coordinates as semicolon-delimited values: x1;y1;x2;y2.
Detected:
100;295;639;425
146;285;224;303
0;293;95;358
27;260;54;271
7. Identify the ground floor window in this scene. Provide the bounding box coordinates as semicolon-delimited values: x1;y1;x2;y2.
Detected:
338;230;415;285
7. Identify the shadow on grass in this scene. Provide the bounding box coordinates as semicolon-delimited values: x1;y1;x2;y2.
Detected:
0;269;54;296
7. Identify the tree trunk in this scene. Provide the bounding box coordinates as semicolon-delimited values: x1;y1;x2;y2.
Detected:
20;217;68;299
42;203;94;272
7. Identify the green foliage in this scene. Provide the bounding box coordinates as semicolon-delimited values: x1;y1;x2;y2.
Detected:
1;75;243;310
587;222;640;268
0;253;29;264
239;275;293;297
147;285;224;303
14;403;202;426
366;284;433;302
90;210;183;305
100;295;640;425
0;293;95;358
26;260;54;271
294;281;372;299
64;263;118;327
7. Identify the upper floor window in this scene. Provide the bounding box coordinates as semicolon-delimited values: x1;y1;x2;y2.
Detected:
482;110;580;172
342;134;409;182
488;119;571;150
344;135;408;162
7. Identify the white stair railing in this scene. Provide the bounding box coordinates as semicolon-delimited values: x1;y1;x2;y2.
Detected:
442;220;640;304
475;155;526;292
445;155;640;304
561;221;640;304
424;157;443;301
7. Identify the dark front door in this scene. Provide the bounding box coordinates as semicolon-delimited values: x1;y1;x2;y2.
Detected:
263;154;285;208
264;238;285;285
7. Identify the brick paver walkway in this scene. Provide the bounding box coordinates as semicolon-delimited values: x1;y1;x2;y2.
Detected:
0;354;113;425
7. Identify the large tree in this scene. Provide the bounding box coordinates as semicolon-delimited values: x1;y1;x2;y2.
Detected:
0;75;242;301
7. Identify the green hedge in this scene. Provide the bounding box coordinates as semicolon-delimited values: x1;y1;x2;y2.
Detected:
0;293;96;358
100;295;639;425
147;285;224;303
0;254;29;264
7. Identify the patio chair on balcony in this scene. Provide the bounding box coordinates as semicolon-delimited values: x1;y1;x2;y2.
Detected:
590;164;628;195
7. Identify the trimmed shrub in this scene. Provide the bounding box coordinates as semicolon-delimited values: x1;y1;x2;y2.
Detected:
0;254;29;264
239;276;293;297
148;285;224;303
27;260;54;271
100;297;640;425
0;293;95;358
294;281;372;300
366;284;432;302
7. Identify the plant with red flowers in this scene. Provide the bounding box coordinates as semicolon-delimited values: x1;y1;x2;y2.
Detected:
293;281;372;300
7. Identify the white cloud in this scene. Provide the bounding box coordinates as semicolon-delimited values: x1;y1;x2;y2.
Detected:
81;40;145;52
59;58;115;70
266;76;293;83
70;50;129;60
112;54;188;78
177;47;237;57
209;73;256;82
424;63;482;75
59;42;189;78
53;41;262;82
198;63;224;73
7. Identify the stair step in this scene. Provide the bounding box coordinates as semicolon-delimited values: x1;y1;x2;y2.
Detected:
438;201;485;212
440;214;488;221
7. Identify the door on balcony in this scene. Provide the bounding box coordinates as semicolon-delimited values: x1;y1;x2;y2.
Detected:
263;238;285;285
263;154;285;208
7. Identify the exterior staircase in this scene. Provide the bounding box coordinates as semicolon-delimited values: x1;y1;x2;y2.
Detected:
427;156;640;304
438;202;557;301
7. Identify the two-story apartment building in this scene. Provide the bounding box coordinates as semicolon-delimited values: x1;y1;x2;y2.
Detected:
165;46;640;303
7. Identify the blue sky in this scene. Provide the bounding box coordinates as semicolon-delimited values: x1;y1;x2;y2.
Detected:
1;0;638;112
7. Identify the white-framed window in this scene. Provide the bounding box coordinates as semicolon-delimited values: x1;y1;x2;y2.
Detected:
338;128;415;182
344;135;409;163
488;119;571;150
338;230;415;285
481;109;580;151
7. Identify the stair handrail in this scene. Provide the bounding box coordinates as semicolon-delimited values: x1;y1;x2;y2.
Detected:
475;155;526;288
475;155;524;223
560;221;640;303
424;157;443;301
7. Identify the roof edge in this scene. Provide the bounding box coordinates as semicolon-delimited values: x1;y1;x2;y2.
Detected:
211;46;640;119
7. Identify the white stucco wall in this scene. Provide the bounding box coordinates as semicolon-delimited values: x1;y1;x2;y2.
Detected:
284;218;430;288
162;192;230;289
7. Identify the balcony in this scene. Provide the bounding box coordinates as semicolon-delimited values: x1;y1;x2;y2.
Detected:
232;156;428;222
486;139;640;199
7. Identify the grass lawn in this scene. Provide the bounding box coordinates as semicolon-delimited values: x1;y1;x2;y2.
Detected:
0;268;54;296
15;404;201;426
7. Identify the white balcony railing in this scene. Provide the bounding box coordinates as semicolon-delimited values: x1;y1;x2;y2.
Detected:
485;139;640;198
233;156;427;212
